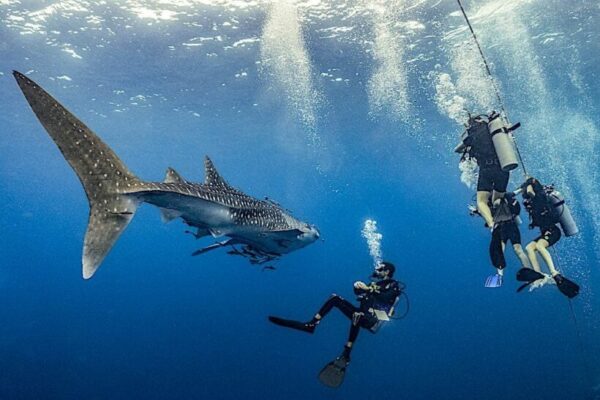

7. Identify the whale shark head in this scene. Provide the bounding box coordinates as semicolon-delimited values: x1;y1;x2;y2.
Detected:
297;223;320;248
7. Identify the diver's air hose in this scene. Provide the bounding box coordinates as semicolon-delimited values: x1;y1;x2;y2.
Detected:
390;291;410;320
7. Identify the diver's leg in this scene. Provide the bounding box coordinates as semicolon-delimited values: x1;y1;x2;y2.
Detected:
491;190;505;203
512;243;532;269
477;191;494;228
342;323;361;360
489;229;506;275
268;294;357;334
492;169;509;204
526;241;542;273
498;241;506;276
535;239;559;276
313;294;358;323
489;228;504;270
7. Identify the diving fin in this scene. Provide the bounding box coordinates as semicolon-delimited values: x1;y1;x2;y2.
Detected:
516;268;544;282
484;273;503;288
268;316;315;334
318;354;349;388
516;268;546;293
554;274;580;299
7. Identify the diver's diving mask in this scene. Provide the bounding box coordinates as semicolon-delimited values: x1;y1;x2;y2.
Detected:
371;264;387;279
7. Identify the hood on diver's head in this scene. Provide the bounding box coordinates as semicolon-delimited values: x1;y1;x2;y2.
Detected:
372;261;395;279
466;112;487;127
522;176;544;198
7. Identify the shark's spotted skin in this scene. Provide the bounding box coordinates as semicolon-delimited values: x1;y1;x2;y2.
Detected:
13;70;319;279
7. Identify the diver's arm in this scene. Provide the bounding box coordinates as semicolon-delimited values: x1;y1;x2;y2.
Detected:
353;281;370;292
353;281;379;294
510;197;521;215
526;184;536;198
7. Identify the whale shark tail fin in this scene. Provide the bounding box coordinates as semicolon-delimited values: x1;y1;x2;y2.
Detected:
13;71;141;279
83;207;135;279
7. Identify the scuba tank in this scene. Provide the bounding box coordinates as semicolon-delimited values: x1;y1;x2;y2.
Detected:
545;187;579;236
488;112;519;171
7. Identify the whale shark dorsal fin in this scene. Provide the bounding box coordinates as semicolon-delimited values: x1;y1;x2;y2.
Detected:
204;156;234;190
164;167;185;184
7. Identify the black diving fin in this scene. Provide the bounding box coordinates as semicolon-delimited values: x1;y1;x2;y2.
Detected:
268;316;315;334
516;267;545;282
516;268;545;293
318;354;350;388
554;274;580;299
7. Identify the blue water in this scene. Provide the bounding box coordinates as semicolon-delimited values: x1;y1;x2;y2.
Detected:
1;1;599;399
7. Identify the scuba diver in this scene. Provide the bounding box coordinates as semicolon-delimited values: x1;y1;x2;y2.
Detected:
516;177;580;298
456;112;518;231
268;261;403;388
484;191;532;288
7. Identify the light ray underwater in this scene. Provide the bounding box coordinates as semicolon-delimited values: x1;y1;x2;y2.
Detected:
1;1;599;399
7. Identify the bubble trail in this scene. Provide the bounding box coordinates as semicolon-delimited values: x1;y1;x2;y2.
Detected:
362;219;383;268
260;0;320;141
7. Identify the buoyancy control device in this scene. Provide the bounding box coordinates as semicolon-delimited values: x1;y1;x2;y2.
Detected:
455;111;520;171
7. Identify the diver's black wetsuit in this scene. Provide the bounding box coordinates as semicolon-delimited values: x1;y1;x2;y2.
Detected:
463;117;509;192
489;193;522;269
522;180;562;246
317;279;401;347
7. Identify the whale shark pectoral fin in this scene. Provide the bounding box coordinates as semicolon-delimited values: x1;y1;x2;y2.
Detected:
159;207;182;223
82;206;136;279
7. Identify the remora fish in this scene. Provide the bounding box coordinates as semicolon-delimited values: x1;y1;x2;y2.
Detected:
13;71;320;279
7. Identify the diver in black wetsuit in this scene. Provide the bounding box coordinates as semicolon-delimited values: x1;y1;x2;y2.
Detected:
516;177;579;298
268;262;401;362
485;192;532;287
462;114;510;230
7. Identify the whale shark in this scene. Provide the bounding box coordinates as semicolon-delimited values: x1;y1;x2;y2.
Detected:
13;70;320;279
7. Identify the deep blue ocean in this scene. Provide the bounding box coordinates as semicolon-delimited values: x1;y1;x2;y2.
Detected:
1;1;599;399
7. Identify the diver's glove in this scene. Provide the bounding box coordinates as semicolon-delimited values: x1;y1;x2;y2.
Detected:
353;281;372;296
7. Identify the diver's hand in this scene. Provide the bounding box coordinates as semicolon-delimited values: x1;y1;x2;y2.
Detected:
353;281;369;291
